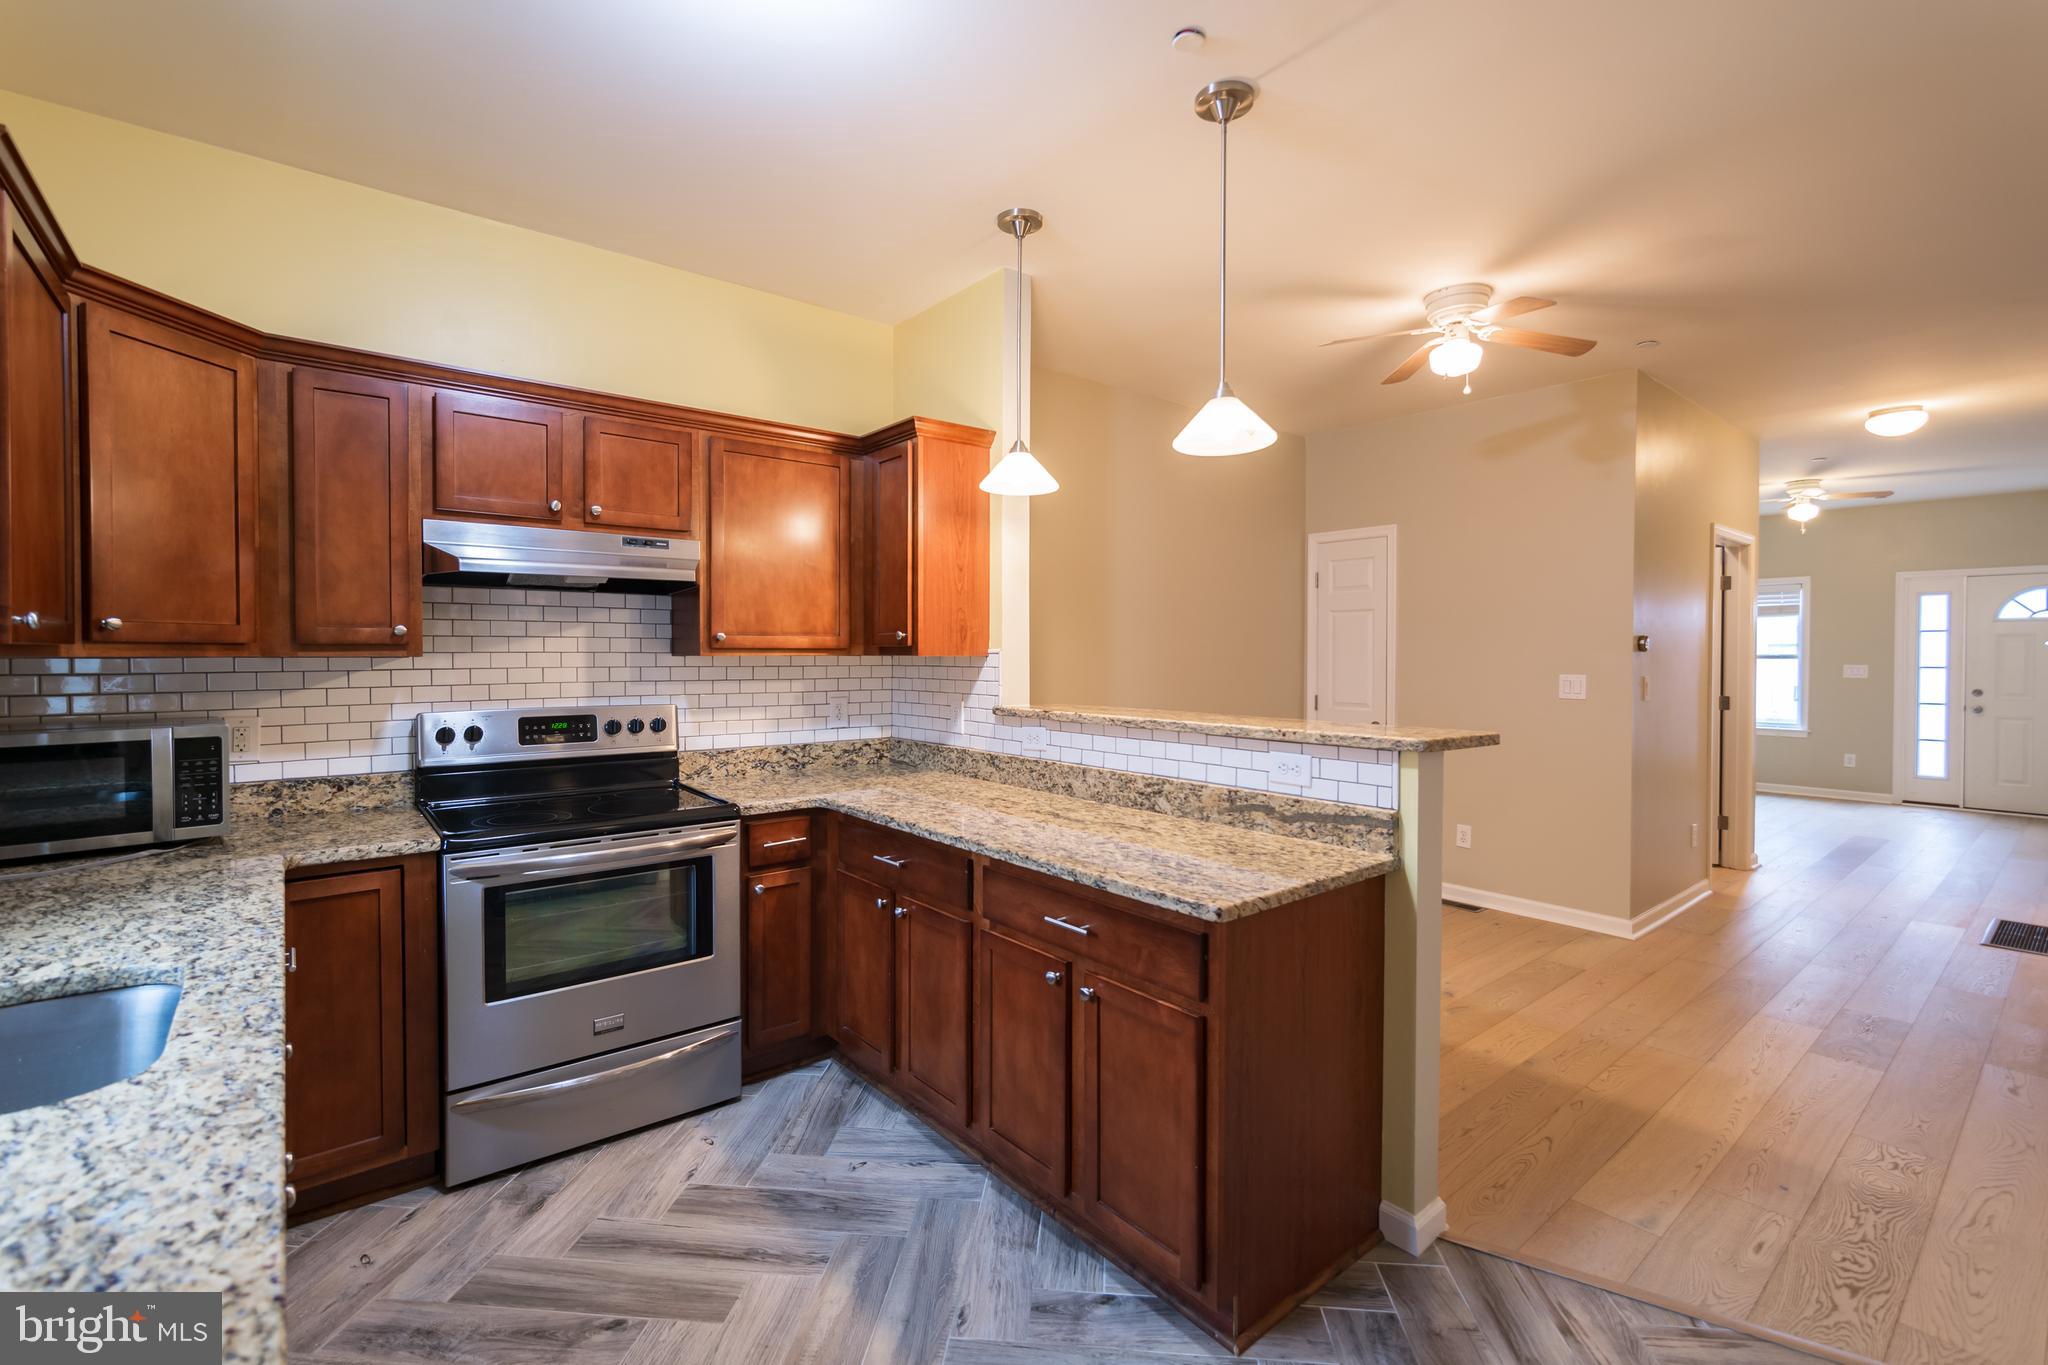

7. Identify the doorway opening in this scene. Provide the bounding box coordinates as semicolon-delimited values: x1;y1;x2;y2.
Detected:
1895;565;2048;816
1306;526;1396;727
1709;526;1758;870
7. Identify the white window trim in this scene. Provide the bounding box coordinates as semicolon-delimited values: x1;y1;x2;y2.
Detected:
1756;575;1811;736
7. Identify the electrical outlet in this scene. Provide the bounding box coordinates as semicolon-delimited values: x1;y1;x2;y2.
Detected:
1843;753;1857;768
1691;822;1700;848
826;693;850;728
1455;824;1473;849
1268;752;1310;787
1018;726;1050;755
1558;674;1588;700
228;717;257;757
1843;663;1869;679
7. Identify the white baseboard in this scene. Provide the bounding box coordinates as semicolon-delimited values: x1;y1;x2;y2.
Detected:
1380;1197;1447;1255
1757;782;1900;805
1443;879;1710;939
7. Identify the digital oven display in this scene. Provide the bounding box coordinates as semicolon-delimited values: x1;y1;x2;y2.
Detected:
517;714;598;745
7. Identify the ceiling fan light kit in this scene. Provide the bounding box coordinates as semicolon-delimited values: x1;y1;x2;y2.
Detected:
1769;475;1894;530
980;207;1059;497
1174;78;1278;458
1864;404;1928;437
1324;282;1598;388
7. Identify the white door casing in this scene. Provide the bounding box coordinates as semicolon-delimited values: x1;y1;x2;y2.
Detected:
1307;527;1395;727
1964;571;2048;816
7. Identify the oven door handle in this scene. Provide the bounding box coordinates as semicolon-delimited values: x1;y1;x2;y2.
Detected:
449;826;738;881
449;1023;740;1113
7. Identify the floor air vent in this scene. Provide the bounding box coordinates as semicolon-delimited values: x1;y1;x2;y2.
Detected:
1982;919;2048;956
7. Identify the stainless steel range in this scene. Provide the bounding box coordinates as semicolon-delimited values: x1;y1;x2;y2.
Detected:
414;703;741;1186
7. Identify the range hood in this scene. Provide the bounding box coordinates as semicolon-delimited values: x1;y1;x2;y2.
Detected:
422;518;699;593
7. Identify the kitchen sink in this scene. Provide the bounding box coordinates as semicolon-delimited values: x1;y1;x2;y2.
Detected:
0;982;181;1115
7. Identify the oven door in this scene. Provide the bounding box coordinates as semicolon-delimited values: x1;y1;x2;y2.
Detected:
0;727;168;861
442;823;740;1090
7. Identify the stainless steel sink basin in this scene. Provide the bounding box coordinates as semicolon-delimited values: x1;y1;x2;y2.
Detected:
0;982;181;1114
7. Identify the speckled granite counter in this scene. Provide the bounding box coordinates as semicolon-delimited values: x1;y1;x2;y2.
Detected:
992;702;1500;752
0;804;439;1365
695;765;1394;920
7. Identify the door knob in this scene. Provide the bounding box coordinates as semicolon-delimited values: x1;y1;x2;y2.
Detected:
589;504;603;517
1971;688;1984;697
98;616;123;632
391;623;407;638
548;499;563;513
1044;970;1063;985
8;611;38;629
284;1184;297;1210
1972;705;1985;714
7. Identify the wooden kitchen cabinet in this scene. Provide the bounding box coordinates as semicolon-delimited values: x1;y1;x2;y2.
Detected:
692;436;850;652
582;413;700;534
895;897;973;1128
289;367;418;651
80;303;258;647
430;388;566;523
284;855;439;1213
833;870;897;1074
744;865;815;1054
977;928;1072;1195
0;133;74;650
861;418;992;656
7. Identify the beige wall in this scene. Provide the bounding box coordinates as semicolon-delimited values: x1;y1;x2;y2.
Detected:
1029;367;1307;716
0;88;893;433
1309;372;1641;919
1629;377;1759;914
1757;490;2048;795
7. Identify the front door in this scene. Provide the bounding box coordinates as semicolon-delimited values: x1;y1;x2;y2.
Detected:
1965;574;2048;816
1309;527;1393;726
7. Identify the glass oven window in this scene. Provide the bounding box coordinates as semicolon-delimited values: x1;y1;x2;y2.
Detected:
483;858;712;1002
0;739;156;849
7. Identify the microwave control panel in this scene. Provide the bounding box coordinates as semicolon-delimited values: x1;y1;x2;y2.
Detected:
172;734;226;828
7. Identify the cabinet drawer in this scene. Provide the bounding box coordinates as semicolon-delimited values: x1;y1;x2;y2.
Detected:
839;819;971;913
983;864;1206;1003
745;814;814;869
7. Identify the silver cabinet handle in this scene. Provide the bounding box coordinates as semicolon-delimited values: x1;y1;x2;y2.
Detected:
893;630;908;642
1042;914;1092;936
391;623;407;638
873;853;908;869
713;631;727;643
548;499;563;513
589;504;603;517
98;616;124;632
284;1184;297;1210
1078;986;1097;1002
283;1042;293;1061
893;905;908;918
1044;970;1064;986
285;946;297;973
9;611;39;629
752;883;767;895
450;1024;739;1112
283;1152;294;1174
760;835;809;849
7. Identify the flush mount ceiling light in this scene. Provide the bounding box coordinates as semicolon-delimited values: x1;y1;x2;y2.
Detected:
979;208;1058;497
1786;498;1821;523
1864;404;1929;437
1174;79;1278;458
1427;328;1484;378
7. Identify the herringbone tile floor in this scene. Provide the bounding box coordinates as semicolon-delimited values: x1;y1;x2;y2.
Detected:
284;1058;1816;1362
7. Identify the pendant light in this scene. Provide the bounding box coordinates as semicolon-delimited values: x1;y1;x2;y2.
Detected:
980;208;1058;496
1174;79;1277;457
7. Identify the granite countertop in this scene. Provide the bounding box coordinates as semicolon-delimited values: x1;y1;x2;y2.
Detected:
991;702;1500;752
0;804;440;1365
697;766;1395;920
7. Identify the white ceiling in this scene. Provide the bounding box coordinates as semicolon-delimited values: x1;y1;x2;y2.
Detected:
3;0;2045;504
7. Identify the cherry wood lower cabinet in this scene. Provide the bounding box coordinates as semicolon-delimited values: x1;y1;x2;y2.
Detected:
283;854;439;1216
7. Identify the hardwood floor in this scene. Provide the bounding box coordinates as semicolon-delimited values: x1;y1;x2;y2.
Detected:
1441;794;2048;1364
284;1059;1806;1362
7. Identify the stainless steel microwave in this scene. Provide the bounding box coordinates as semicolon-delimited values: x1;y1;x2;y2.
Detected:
0;720;229;862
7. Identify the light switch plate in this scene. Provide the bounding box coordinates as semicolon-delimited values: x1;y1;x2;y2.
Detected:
1844;753;1857;768
1018;726;1050;755
1267;752;1311;787
1843;664;1869;678
1558;674;1588;700
826;693;850;728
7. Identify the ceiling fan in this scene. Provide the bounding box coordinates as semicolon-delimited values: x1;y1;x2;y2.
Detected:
1768;477;1893;531
1322;283;1597;389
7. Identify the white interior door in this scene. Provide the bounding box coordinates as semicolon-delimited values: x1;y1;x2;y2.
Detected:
1964;572;2048;816
1308;527;1394;727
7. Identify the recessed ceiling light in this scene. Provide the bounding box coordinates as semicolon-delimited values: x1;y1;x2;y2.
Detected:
1864;404;1928;437
1171;26;1206;52
1634;338;1660;349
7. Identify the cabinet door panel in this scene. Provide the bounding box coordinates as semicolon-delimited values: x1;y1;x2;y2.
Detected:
706;438;848;650
1077;971;1205;1288
979;929;1071;1194
1;194;72;647
82;305;257;645
834;871;895;1074
583;414;697;534
431;389;564;522
869;439;913;650
291;368;413;649
745;865;813;1054
896;898;971;1127
285;867;408;1185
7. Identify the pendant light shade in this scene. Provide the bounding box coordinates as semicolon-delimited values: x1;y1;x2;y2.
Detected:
1174;79;1275;458
981;208;1057;496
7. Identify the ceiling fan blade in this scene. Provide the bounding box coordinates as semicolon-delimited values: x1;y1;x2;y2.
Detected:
1321;327;1435;348
1381;342;1437;384
1827;490;1895;500
1479;296;1554;323
1485;326;1597;357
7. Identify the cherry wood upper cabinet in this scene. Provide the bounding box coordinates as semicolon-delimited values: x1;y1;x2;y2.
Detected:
582;414;699;535
290;368;417;651
862;418;991;656
430;389;565;523
0;149;74;649
702;437;850;651
81;304;258;647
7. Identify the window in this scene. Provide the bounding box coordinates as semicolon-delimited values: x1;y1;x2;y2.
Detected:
1756;577;1809;733
1914;591;1952;779
1996;586;2048;619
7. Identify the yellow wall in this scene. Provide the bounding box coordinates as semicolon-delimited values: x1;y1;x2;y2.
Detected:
1309;372;1642;919
1028;367;1308;716
1629;376;1759;915
0;88;893;434
1757;490;2048;794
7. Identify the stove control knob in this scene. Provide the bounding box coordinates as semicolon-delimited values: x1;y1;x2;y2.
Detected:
649;717;668;734
603;719;623;736
626;718;645;735
433;725;456;748
462;724;484;745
